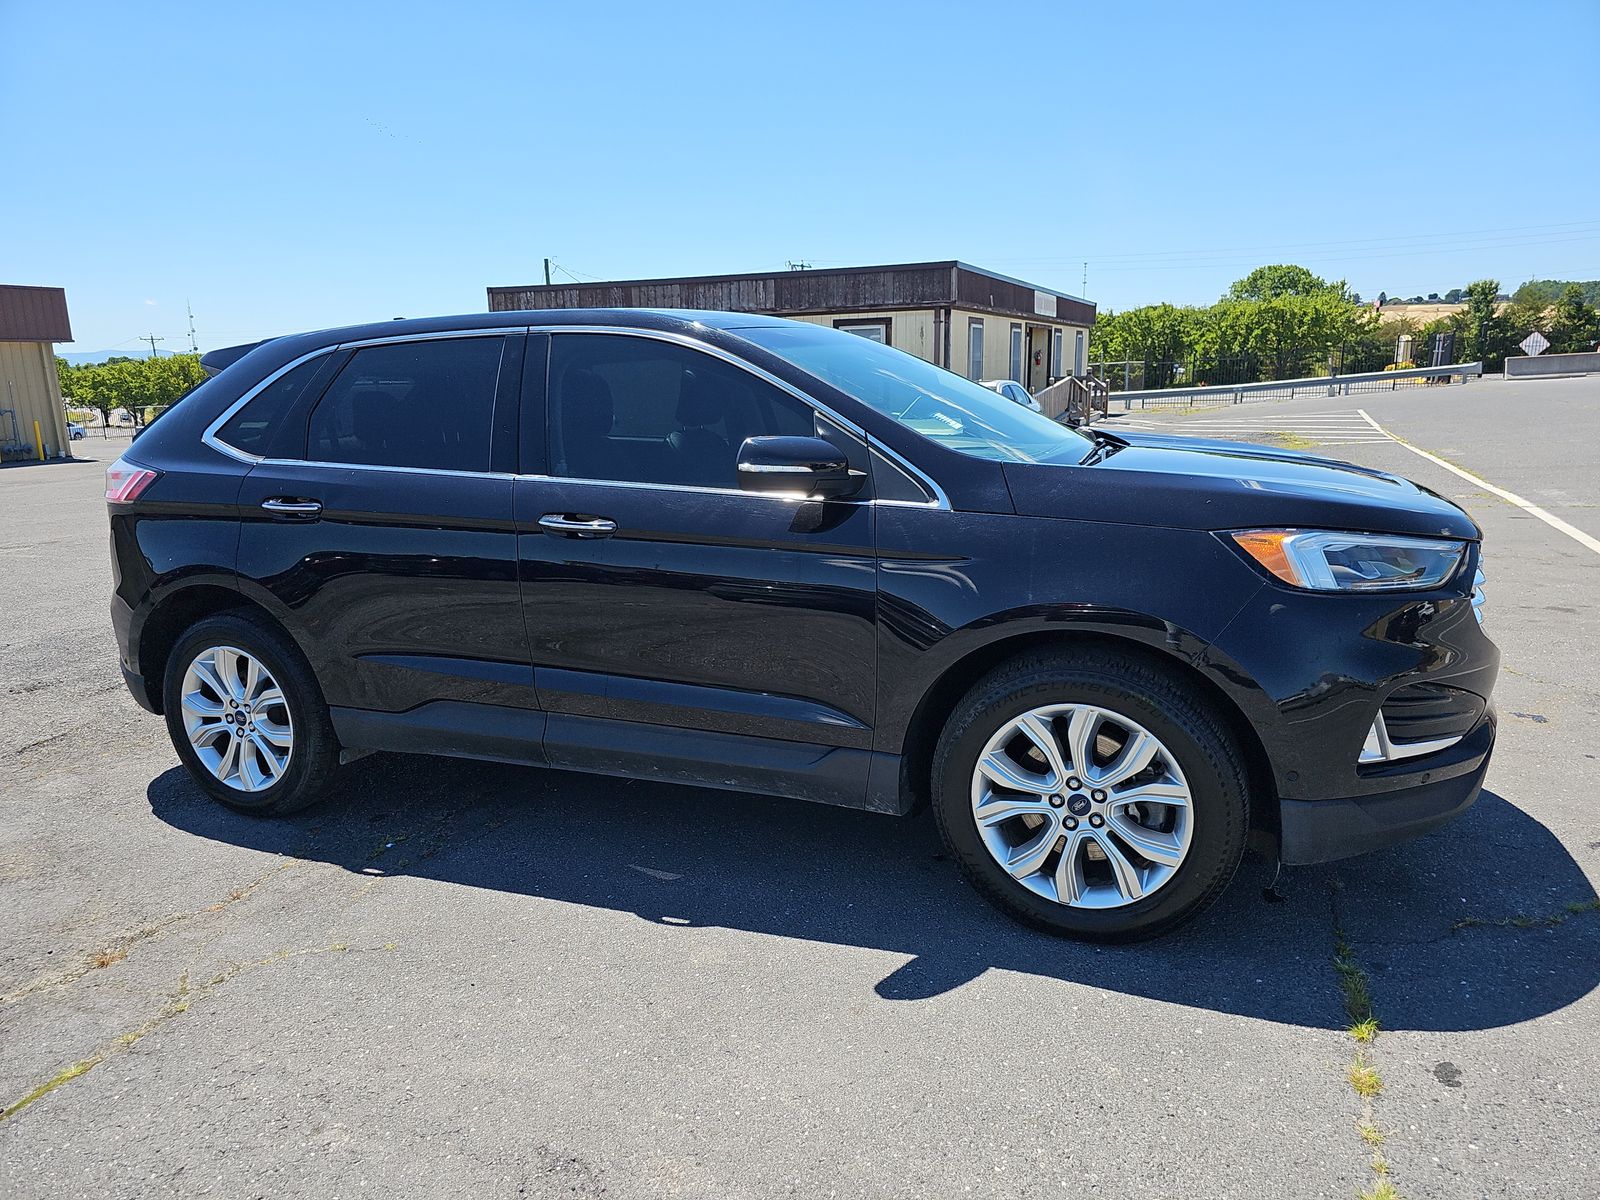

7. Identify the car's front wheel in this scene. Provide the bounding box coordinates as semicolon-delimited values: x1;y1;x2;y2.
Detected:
932;649;1250;941
162;613;339;815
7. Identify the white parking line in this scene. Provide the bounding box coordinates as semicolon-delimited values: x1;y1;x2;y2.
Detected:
1357;409;1600;557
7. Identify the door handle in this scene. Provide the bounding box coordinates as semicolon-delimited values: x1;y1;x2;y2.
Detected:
538;514;617;538
261;498;323;519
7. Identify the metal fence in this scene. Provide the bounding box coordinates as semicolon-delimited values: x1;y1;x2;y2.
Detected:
1090;333;1460;395
1108;362;1483;410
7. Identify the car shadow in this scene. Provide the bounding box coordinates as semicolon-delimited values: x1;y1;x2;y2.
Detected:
147;755;1599;1030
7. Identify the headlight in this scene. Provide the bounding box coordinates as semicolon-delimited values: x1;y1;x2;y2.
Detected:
1230;529;1467;592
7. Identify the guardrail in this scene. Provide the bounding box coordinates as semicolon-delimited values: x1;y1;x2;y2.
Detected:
1108;362;1483;410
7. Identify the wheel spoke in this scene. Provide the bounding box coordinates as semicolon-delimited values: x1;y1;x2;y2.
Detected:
189;657;232;705
254;717;292;749
977;747;1049;795
249;731;285;782
1112;779;1190;808
243;655;263;704
1106;811;1187;868
1014;712;1068;790
212;648;246;702
181;690;224;719
1003;820;1061;879
974;791;1052;828
1052;829;1092;904
1063;707;1100;778
1094;830;1146;901
215;732;241;785
1091;728;1161;788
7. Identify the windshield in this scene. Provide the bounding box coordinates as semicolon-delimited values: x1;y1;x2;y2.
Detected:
733;323;1092;465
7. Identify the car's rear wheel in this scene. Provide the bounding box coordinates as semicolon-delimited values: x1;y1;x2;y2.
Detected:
162;613;339;816
932;649;1250;941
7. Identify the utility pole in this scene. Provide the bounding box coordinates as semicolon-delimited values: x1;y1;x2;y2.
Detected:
186;302;199;353
142;334;165;359
543;257;552;286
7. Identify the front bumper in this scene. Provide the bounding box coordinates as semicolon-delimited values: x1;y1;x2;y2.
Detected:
1278;710;1495;865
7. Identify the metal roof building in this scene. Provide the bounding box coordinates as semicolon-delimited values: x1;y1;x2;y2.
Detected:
0;285;73;461
487;262;1096;395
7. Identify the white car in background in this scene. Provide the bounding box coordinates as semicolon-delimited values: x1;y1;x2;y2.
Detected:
979;379;1042;413
68;422;87;440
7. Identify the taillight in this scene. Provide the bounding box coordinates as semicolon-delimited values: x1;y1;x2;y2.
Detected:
105;459;160;504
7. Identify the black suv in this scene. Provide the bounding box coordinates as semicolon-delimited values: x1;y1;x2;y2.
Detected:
108;311;1497;940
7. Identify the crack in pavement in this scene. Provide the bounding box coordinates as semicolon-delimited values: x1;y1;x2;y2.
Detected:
0;941;396;1123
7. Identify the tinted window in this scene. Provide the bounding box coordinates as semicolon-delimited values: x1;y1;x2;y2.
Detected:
733;322;1093;465
548;334;815;488
306;337;504;472
217;355;329;455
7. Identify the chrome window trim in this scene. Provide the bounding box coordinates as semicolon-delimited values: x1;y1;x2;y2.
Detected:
202;321;951;508
201;347;335;465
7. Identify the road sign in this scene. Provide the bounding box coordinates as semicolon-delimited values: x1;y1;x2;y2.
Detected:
1519;331;1550;357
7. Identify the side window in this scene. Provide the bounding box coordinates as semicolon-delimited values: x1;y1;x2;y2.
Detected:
306;337;504;472
217;355;329;456
548;334;816;489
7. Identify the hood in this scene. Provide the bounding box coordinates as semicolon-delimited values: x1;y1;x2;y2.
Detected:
1002;430;1480;540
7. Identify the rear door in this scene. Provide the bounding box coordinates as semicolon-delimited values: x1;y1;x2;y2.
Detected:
514;330;882;806
234;331;538;743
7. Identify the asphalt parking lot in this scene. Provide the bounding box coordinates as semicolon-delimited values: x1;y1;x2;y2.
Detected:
2;375;1596;1199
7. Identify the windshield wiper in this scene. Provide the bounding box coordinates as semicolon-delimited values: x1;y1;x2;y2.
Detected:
1075;424;1129;464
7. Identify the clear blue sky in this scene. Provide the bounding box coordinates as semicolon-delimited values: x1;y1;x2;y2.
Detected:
4;0;1598;353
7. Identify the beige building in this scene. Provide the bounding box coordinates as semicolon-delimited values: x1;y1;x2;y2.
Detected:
487;261;1096;395
0;285;73;462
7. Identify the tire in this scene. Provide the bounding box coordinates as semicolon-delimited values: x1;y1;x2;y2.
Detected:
162;612;340;816
932;649;1250;942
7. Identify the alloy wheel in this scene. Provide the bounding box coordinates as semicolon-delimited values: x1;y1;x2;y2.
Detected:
180;645;294;792
969;703;1193;909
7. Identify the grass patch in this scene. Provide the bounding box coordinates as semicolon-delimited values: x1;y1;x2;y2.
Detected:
1332;928;1376;1030
1349;1055;1383;1100
1357;1181;1402;1200
1350;1018;1380;1044
1357;1121;1386;1148
1272;432;1317;451
1453;895;1600;932
0;1059;97;1121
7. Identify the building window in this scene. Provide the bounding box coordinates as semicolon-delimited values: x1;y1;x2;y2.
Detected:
1051;328;1064;379
1074;329;1085;376
1008;324;1023;381
834;319;890;344
967;319;985;380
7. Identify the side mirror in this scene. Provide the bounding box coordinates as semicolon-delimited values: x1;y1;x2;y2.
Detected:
736;435;864;500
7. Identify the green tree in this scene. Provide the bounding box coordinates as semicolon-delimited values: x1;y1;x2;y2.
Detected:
1228;264;1329;301
1443;288;1463;303
51;353;208;430
1460;279;1505;368
1548;284;1600;353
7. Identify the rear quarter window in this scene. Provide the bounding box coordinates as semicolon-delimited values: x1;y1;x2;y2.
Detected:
216;356;330;456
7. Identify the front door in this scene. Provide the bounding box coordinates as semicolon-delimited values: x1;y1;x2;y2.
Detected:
514;331;880;806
